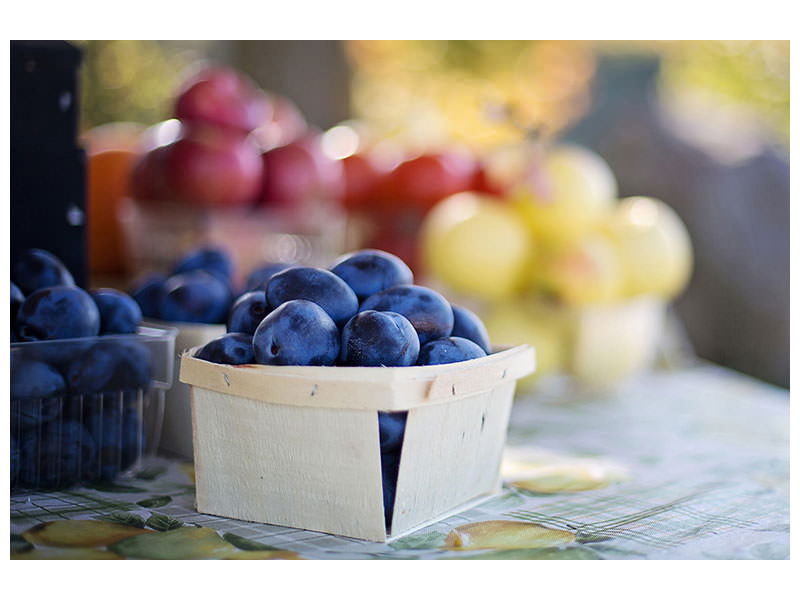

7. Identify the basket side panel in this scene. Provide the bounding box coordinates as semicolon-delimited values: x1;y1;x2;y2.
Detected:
390;381;515;535
192;387;387;541
161;324;226;459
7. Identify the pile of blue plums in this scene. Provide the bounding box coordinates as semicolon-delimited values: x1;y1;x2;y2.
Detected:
192;247;493;528
11;248;154;490
128;246;240;324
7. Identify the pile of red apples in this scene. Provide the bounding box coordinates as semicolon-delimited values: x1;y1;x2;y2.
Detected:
130;65;505;271
130;65;338;215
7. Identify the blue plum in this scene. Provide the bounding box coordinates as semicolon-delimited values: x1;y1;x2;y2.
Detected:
196;333;255;365
66;340;152;395
417;336;487;366
360;284;454;345
451;305;492;354
11;395;62;431
12;248;75;295
121;391;144;471
266;267;359;329
378;412;407;454
16;285;100;341
11;281;24;330
161;271;232;324
65;344;117;395
227;291;270;335
91;288;143;334
83;396;123;481
381;450;401;527
107;341;153;391
253;299;339;366
330;249;413;301
340;310;419;367
244;262;294;292
16;338;96;369
11;433;20;483
171;246;234;282
17;420;96;489
11;357;67;401
129;274;168;319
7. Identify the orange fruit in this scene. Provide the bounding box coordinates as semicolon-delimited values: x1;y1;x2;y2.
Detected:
81;122;146;155
86;149;140;274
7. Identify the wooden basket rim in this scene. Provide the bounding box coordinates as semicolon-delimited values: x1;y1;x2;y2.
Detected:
179;344;535;411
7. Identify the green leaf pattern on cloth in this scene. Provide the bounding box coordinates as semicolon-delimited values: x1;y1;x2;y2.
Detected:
145;514;184;532
136;496;173;509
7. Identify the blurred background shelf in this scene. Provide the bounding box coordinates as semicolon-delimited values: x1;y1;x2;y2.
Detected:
11;40;789;390
68;40;789;390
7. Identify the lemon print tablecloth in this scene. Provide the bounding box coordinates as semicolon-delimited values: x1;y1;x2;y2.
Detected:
11;363;788;560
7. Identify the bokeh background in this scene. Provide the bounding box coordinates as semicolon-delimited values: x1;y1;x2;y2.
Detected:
72;40;789;389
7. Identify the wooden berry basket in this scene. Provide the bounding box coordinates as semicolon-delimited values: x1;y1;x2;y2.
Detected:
179;344;535;542
148;320;227;460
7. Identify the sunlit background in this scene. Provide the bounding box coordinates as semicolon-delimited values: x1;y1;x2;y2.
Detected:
68;40;789;390
75;40;789;150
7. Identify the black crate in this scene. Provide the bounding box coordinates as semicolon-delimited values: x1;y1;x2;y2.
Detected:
10;40;83;150
10;146;88;288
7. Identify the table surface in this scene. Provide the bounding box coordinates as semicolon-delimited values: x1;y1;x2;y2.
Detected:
10;362;789;560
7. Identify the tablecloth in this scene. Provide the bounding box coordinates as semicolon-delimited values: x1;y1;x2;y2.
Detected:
10;363;789;560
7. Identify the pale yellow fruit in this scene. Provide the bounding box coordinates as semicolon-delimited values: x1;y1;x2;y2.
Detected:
483;298;572;386
571;296;667;389
605;196;693;299
420;192;534;301
510;144;618;247
534;233;625;306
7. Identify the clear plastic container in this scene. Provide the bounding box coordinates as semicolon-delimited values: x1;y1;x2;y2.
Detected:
10;325;177;491
118;200;348;285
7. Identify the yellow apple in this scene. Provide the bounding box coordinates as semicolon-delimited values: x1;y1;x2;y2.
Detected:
483;298;572;387
419;192;534;301
509;144;618;247
570;296;667;389
533;233;625;306
605;196;693;299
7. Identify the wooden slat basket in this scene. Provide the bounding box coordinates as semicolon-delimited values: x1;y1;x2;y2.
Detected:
179;344;535;542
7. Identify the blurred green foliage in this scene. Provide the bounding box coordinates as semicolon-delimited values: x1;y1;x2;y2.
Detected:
74;40;789;151
74;41;211;132
345;40;595;150
346;40;789;151
659;41;789;147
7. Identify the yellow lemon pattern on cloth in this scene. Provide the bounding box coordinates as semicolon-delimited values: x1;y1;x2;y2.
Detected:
178;461;196;484
444;520;575;550
223;550;303;560
502;447;631;494
12;547;124;560
110;526;242;559
21;519;152;548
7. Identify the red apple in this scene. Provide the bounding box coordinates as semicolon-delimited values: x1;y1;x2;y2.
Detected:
471;159;510;198
130;144;171;203
362;217;425;276
375;150;481;215
159;124;263;208
259;133;343;215
252;93;308;151
138;119;183;153
174;66;272;134
340;152;392;212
